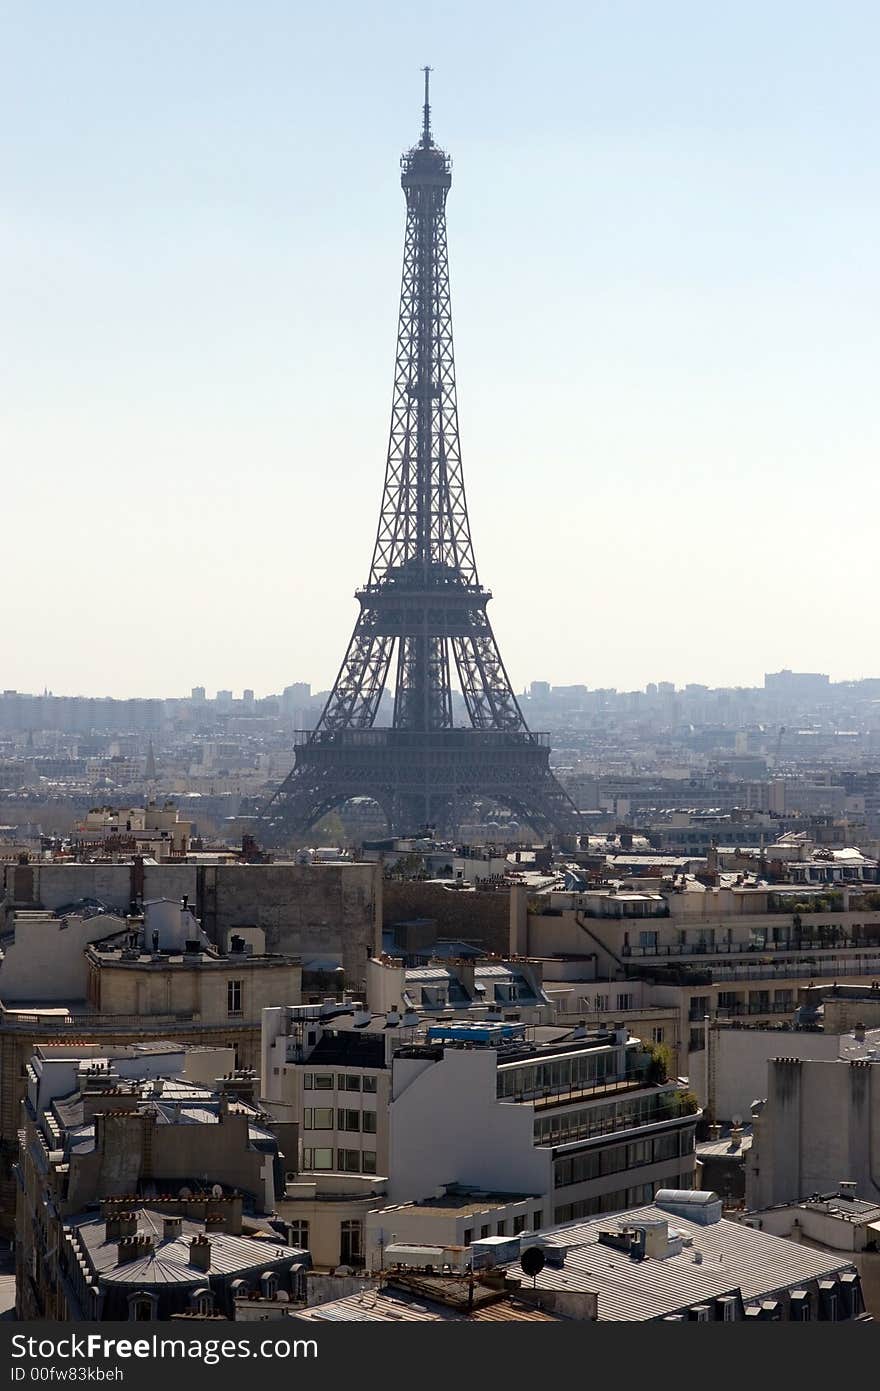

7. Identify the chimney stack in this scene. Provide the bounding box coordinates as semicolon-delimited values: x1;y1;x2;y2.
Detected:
163;1216;183;1242
117;1233;153;1265
189;1235;212;1272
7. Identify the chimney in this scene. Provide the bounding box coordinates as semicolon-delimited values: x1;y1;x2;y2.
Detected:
163;1216;183;1242
709;1124;722;1141
117;1233;153;1265
189;1235;212;1272
116;1210;137;1239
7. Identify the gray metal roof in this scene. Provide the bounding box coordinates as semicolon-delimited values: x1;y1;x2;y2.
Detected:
503;1205;858;1321
70;1210;306;1287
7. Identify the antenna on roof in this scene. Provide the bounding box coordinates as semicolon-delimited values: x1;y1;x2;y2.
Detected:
421;65;433;146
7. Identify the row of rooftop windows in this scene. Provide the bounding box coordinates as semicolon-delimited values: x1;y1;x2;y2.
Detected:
302;1108;377;1133
496;1050;621;1102
301;1147;377;1174
534;1091;690;1146
554;1173;694;1225
553;1128;690;1187
303;1073;378;1093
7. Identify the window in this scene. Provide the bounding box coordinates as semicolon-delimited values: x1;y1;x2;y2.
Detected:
463;1228;473;1246
190;1288;213;1316
337;1109;361;1132
532;1211;543;1231
340;1220;364;1268
616;992;634;1010
303;1073;313;1090
480;1224;491;1240
313;1074;333;1091
361;1150;377;1174
303;1108;333;1130
362;1110;377;1134
639;931;658;951
594;994;609;1012
338;1149;361;1172
362;1075;378;1093
496;1221;507;1236
513;1215;527;1234
288;1220;310;1249
651;1027;665;1045
343;1075;361;1092
555;1151;601;1188
128;1292;157;1322
227;979;243;1016
302;1147;333;1170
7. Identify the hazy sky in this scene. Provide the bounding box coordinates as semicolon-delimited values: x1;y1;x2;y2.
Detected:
3;1;879;699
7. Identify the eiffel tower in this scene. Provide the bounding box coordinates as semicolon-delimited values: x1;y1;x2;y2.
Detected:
264;73;579;840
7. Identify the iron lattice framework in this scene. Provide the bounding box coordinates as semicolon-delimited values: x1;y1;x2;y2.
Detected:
264;74;579;839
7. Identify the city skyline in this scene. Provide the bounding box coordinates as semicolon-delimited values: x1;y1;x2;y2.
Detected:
5;1;880;697
4;663;880;705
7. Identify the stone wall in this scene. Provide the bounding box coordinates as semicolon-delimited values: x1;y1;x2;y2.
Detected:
196;863;381;986
382;881;509;955
4;860;382;989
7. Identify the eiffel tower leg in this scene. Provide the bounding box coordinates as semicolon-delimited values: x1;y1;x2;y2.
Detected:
319;617;395;730
452;613;527;731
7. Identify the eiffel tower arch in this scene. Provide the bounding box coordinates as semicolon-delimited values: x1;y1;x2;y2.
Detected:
264;73;579;841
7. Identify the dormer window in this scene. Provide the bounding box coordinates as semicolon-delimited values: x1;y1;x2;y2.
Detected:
190;1287;214;1316
127;1291;158;1321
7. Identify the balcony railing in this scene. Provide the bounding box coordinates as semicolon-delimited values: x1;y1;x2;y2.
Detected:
0;1008;254;1031
623;938;880;959
712;1001;796;1018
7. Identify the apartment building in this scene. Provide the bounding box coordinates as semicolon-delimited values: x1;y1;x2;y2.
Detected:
746;1055;880;1209
496;1191;866;1321
294;1189;866;1323
45;1203;308;1321
0;899;300;1236
15;1045;296;1319
515;878;880;1081
364;952;553;1024
262;1004;699;1265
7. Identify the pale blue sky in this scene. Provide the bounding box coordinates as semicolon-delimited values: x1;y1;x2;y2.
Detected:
3;1;879;698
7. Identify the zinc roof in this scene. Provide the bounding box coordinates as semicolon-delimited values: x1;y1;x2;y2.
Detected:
70;1209;305;1287
503;1205;858;1321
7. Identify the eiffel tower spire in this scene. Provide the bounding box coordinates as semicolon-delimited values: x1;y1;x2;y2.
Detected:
264;76;578;840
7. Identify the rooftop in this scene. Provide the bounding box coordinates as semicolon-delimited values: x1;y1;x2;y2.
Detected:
376;1188;535;1219
293;1274;565;1323
67;1208;306;1286
500;1201;858;1320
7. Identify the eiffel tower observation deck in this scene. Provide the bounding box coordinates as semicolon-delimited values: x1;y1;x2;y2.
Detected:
264;73;579;841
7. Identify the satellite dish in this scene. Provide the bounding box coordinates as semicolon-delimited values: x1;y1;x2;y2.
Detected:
178;1186;192;1200
520;1246;546;1283
212;1184;223;1198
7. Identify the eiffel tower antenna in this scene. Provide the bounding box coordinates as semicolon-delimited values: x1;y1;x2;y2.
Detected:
263;74;579;842
421;64;433;146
